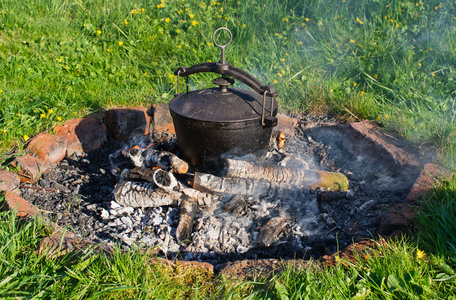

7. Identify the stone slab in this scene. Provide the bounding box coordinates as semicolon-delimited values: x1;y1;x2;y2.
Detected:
26;132;68;164
105;107;151;141
1;190;40;217
55;118;107;156
12;155;52;183
0;169;20;191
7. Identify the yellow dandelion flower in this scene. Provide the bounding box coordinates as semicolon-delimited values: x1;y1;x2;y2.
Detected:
191;20;198;26
57;117;62;121
418;63;422;67
275;33;279;36
190;14;194;19
396;23;399;28
40;113;46;119
124;19;129;25
165;17;170;23
273;80;278;84
169;73;175;78
176;29;180;34
225;16;229;20
218;15;222;18
207;42;213;46
143;72;147;76
350;39;356;43
48;108;54;114
353;82;357;86
282;17;289;22
385;114;389;119
281;70;285;74
305;18;309;22
178;44;182;49
242;24;246;28
277;73;283;77
178;9;183;14
280;58;285;62
140;8;145;13
297;41;303;45
131;9;138;14
416;249;426;260
335;255;340;262
83;23;86;28
96;30;102;35
106;48;112;52
377;116;381;120
23;134;29;141
432;73;436;77
374;74;378;79
359;91;366;96
0;89;3;93
2;129;6;134
118;41;124;47
302;22;307;26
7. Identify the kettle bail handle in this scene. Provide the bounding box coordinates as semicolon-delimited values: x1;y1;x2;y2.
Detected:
212;27;232;64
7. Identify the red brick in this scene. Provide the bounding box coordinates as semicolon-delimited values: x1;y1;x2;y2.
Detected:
0;169;20;191
26;133;67;164
153;103;175;134
12;155;52;183
406;163;450;203
55;118;107;156
1;191;39;217
274;113;298;136
378;203;417;236
105;107;151;141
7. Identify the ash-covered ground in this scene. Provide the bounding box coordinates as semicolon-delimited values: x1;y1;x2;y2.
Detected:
22;115;417;267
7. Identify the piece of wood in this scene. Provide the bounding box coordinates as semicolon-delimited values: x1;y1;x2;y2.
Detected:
176;196;198;243
123;147;188;174
257;216;290;247
223;159;349;191
192;172;273;197
113;181;181;208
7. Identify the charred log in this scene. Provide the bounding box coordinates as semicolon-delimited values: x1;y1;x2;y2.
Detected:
223;159;349;191
223;194;247;216
124;147;188;174
113;181;181;208
120;167;156;182
192;172;273;197
176;196;198;243
257;216;290;247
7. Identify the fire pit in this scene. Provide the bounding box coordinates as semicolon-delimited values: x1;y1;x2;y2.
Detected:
19;113;424;268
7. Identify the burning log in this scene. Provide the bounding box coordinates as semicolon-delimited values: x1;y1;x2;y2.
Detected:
123;146;188;174
257;216;290;247
176;196;198;243
113;181;181;208
120;167;156;182
223;159;349;191
153;169;178;192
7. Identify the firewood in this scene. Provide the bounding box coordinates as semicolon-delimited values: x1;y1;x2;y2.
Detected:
153;169;178;192
113;181;181;208
223;159;349;191
124;147;188;174
192;172;274;197
222;194;247;216
120;167;156;182
176;196;198;243
257;216;290;247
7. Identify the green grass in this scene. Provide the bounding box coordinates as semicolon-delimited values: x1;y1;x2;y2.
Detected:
0;0;455;168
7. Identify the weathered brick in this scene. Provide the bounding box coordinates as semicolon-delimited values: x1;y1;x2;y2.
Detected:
105;107;151;141
378;203;417;236
0;169;20;191
13;155;52;183
406;163;450;203
153;103;175;134
26;133;68;164
1;190;39;217
55;118;107;156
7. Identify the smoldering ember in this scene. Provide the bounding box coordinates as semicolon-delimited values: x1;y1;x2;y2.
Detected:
18;112;428;268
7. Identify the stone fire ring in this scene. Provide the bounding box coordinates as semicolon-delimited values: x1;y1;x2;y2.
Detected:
0;105;450;278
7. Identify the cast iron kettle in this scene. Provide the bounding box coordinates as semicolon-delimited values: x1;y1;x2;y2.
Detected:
169;28;278;171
